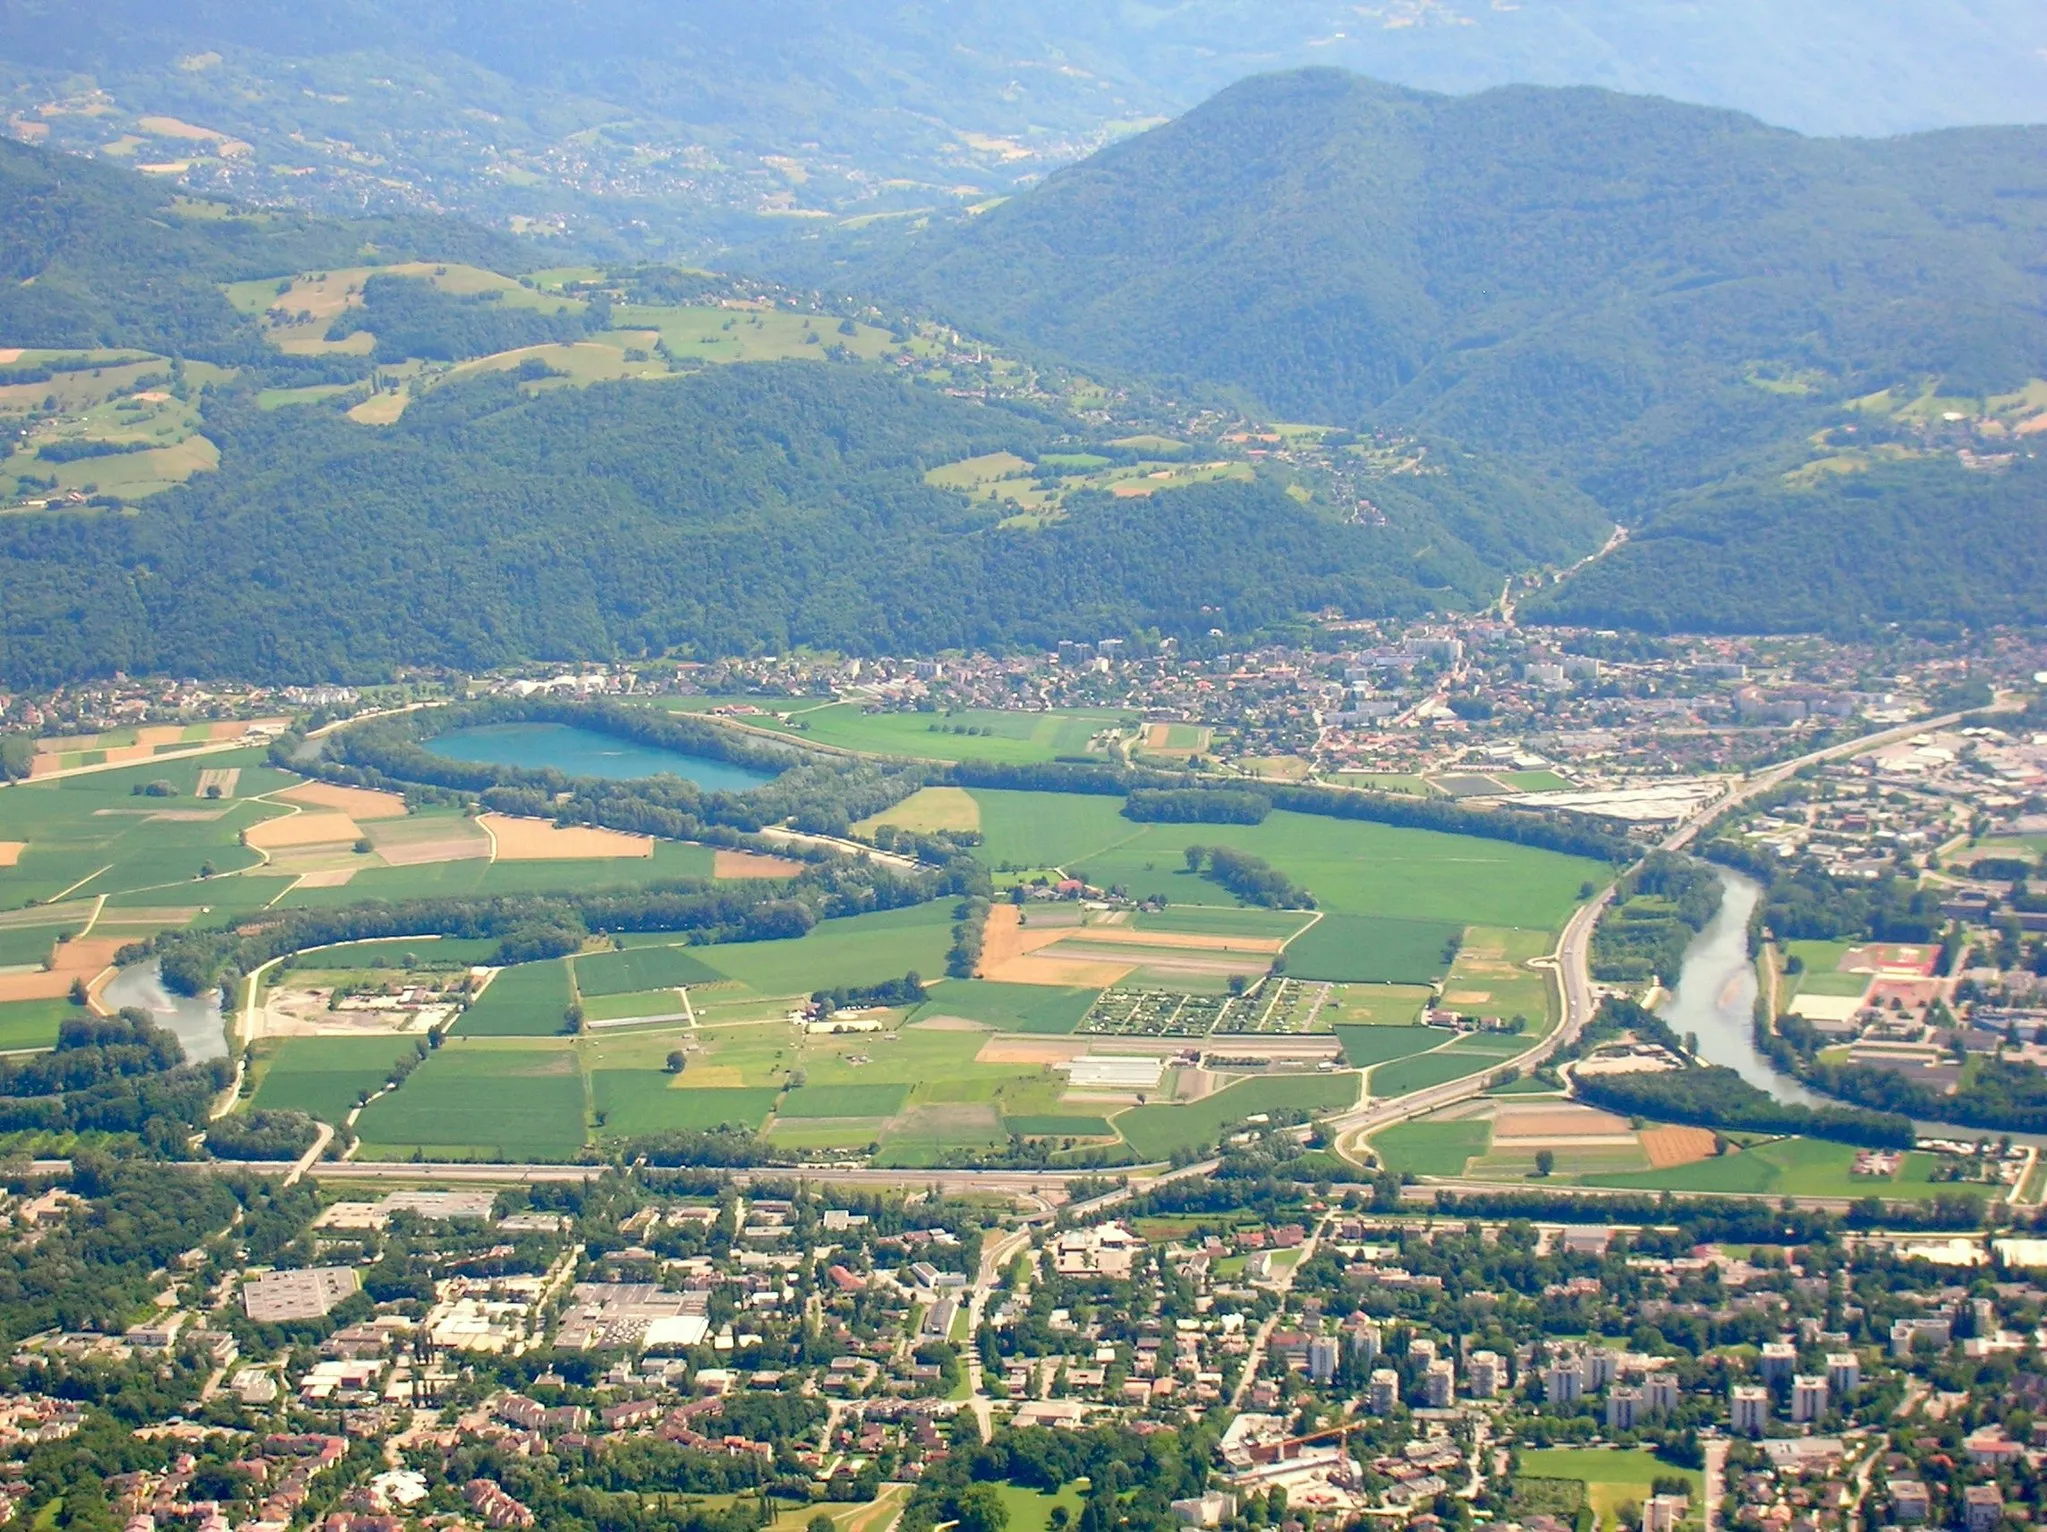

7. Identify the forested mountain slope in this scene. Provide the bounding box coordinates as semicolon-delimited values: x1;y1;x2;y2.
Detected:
0;365;1546;685
0;1;2039;252
844;70;2047;511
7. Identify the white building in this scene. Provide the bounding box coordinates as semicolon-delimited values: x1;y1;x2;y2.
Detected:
1825;1352;1860;1394
1731;1384;1768;1436
1607;1385;1644;1432
1368;1368;1400;1416
1791;1374;1828;1423
1424;1359;1455;1409
1468;1350;1504;1399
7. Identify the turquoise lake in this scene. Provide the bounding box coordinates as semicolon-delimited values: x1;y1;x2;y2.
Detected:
424;722;776;791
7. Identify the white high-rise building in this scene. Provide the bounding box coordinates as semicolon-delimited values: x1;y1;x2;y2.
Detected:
1468;1350;1504;1400
1352;1320;1382;1363
1607;1385;1644;1431
1759;1341;1797;1384
1424;1359;1455;1409
1368;1368;1400;1416
1584;1349;1619;1391
1730;1384;1768;1436
1791;1374;1829;1423
1546;1358;1583;1405
1644;1371;1679;1414
1308;1337;1338;1385
1826;1352;1860;1395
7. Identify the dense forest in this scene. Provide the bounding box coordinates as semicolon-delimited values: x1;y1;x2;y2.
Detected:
329;273;597;363
0;362;1594;687
1527;458;2047;634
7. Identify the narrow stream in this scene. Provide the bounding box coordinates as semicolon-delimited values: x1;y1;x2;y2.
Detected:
1656;868;1827;1106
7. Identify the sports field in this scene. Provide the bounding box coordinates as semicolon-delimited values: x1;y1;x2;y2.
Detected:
968;791;1602;928
1516;1449;1701;1531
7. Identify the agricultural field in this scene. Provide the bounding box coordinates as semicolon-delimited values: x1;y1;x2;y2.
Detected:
1281;913;1464;984
1116;1072;1359;1161
590;1076;778;1136
1368;1034;1524;1097
0;997;77;1051
353;1040;588;1159
853;787;982;837
1583;1135;1960;1200
0;352;236;508
460;960;575;1037
686;901;954;997
923;448;1254;523
573;944;721;996
968;791;1603;928
910;981;1098;1034
1327;985;1433;1026
1335;1025;1452;1071
1442;926;1559;1031
1370;1117;1492;1176
247;1036;425;1123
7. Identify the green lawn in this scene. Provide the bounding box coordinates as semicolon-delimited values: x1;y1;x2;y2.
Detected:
249;1037;425;1122
353;1042;585;1158
693;902;954;996
779;1083;911;1118
911;980;1097;1034
1583;1135;1957;1199
460;959;576;1036
1325;984;1432;1026
968;792;1602;927
574;943;721;996
1115;1072;1359;1160
1499;770;1575;793
992;1483;1087;1532
1282;913;1464;983
1516;1448;1701;1531
591;1075;778;1136
1370;1117;1491;1176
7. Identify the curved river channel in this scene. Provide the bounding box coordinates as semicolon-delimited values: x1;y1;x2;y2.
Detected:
1656;868;1827;1105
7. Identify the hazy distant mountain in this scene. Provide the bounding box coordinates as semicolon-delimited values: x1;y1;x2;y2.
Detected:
0;1;2040;249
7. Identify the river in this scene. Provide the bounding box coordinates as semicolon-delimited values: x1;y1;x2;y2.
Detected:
100;960;229;1064
1657;868;1827;1105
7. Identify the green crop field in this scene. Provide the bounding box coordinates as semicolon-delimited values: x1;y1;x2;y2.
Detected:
1370;1040;1513;1097
778;1083;911;1118
1133;907;1315;940
461;960;574;1036
875;1105;1009;1165
0;749;299;911
1335;1025;1451;1069
574;944;721;996
1006;1114;1114;1137
692;901;953;996
583;989;690;1022
0;998;76;1050
276;839;715;909
248;1037;424;1123
1516;1449;1701;1530
353;1043;586;1159
910;981;1098;1034
1115;1072;1358;1160
591;1075;778;1136
1371;1117;1492;1176
968;791;1602;927
0;923;67;969
1583;1136;1955;1199
1282;913;1464;983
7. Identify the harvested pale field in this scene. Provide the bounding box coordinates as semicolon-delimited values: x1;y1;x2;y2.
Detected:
279;780;409;819
1493;1103;1632;1137
479;814;652;860
292;869;359;889
854;786;981;836
363;816;491;866
1443;990;1493;1005
147;808;233;823
246;811;363;851
196;768;241;799
714;850;805;880
1642;1125;1720;1169
979;905;1073;970
678;1065;744;1088
911;1014;993;1032
0;936;127;1001
975;1036;1086;1066
134;725;187;747
983;951;1136;988
0;843;21;867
